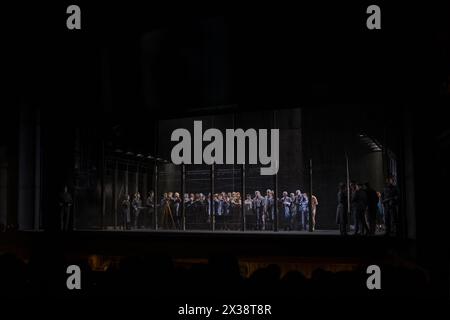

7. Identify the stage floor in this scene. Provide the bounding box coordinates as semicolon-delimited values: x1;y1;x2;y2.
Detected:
76;228;386;237
79;228;341;236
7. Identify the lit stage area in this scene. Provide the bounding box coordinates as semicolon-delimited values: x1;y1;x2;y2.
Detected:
66;106;407;237
3;106;411;237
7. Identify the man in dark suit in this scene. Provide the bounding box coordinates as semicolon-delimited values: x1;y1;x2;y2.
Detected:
365;182;379;235
59;185;73;231
352;183;369;235
382;176;400;236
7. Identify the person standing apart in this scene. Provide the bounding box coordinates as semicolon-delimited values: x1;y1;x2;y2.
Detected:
59;186;73;231
336;183;348;235
310;194;318;231
382;176;399;236
121;194;131;230
365;182;378;235
352;183;369;235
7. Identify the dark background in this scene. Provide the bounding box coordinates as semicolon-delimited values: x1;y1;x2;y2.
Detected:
1;1;449;299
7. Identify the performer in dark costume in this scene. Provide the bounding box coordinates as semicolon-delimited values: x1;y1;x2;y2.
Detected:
352;183;369;235
262;189;272;230
336;183;348;235
365;182;379;235
173;192;182;229
253;191;264;230
132;192;142;229
244;194;253;230
193;193;201;227
59;185;73;231
376;191;385;232
224;194;233;230
145;191;155;228
184;193;194;228
121;194;131;230
199;193;209;226
382;176;399;236
289;193;296;230
215;194;225;229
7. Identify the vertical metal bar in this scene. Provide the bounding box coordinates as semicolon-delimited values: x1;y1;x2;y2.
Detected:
154;119;159;230
125;164;129;196
233;113;236;194
113;159;118;229
399;132;405;239
241;163;245;231
346;153;351;229
72;190;76;231
136;165;139;196
181;163;186;230
382;125;388;178
136;162;140;229
400;108;414;239
273;110;278;232
124;163;128;230
154;160;158;230
211;164;215;231
34;108;41;230
210;115;215;232
100;140;105;229
308;158;313;232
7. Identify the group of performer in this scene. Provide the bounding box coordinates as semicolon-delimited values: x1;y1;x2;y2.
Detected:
120;189;319;231
336;175;399;236
245;190;319;231
59;177;397;235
